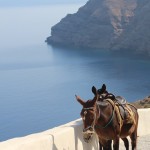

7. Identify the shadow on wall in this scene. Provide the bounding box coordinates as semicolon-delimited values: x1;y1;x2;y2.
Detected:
49;119;99;150
50;134;58;150
69;120;99;150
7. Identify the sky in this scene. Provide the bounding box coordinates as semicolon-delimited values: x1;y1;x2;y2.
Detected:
0;0;88;7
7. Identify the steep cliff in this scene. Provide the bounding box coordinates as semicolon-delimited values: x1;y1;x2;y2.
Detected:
112;0;150;53
46;0;150;53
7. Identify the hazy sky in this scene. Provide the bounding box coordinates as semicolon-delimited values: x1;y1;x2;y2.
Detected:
0;0;88;7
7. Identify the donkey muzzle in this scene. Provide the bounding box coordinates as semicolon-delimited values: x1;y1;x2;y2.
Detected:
82;129;95;143
83;132;93;143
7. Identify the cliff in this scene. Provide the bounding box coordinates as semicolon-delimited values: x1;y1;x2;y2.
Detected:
46;0;150;54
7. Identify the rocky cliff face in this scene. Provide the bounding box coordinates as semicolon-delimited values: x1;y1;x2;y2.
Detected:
46;0;150;53
132;96;150;108
113;0;150;53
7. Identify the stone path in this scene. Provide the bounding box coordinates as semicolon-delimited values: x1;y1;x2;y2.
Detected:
120;134;150;149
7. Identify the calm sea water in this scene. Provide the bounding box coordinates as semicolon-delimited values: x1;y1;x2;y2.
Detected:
0;4;150;141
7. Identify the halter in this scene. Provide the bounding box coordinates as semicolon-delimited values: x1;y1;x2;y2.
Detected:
82;107;96;133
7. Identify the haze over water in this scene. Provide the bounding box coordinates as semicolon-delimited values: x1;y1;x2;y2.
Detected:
0;1;150;141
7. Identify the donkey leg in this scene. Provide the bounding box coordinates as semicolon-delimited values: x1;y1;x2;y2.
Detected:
99;140;112;150
121;137;129;150
107;140;112;150
99;142;103;150
113;136;119;150
130;131;137;150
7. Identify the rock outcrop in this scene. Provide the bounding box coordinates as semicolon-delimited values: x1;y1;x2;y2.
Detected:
132;96;150;108
46;0;150;54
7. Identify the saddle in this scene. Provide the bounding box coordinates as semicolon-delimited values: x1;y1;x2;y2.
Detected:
115;102;135;124
99;93;135;125
115;96;127;105
101;94;127;105
113;96;135;124
106;97;135;125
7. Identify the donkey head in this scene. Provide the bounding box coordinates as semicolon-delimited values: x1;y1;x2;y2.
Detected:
75;86;99;143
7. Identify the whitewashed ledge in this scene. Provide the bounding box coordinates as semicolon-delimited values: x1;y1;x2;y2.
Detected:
0;108;150;150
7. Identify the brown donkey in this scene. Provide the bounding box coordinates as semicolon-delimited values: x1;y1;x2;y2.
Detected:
76;86;138;150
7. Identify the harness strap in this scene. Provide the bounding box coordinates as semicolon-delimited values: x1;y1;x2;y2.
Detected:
83;107;94;110
124;104;136;124
127;103;137;110
106;99;123;131
95;108;114;129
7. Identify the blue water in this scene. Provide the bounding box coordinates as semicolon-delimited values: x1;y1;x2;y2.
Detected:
0;4;150;141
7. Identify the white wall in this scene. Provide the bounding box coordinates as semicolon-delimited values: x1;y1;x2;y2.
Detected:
137;108;150;136
0;109;150;150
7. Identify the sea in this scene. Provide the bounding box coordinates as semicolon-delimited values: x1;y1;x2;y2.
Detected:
0;3;150;141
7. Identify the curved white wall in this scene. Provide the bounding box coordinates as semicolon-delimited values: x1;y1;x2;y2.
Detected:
0;109;150;150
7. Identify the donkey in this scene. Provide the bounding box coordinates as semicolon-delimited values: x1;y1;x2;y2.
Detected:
76;86;138;150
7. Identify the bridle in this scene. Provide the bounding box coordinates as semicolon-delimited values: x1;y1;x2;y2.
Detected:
82;105;100;133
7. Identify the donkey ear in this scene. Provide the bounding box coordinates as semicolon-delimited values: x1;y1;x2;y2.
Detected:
75;95;85;106
102;84;106;91
92;86;99;103
92;86;97;95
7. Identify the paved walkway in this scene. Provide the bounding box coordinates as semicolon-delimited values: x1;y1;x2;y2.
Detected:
120;134;150;149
